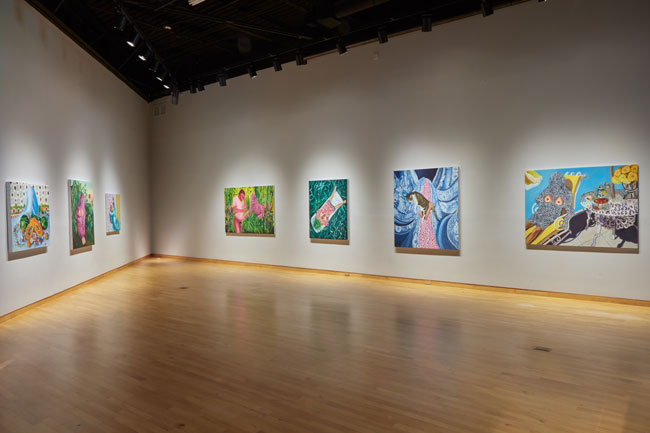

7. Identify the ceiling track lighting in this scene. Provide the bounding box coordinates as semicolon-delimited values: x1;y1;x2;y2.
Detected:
336;41;347;56
295;52;307;66
138;48;151;62
114;16;127;32
481;0;494;17
218;73;227;87
248;64;257;79
421;14;432;32
273;57;282;72
378;28;388;44
156;70;168;82
149;60;161;73
162;83;170;90
197;81;205;92
126;33;140;48
171;87;179;105
189;82;197;94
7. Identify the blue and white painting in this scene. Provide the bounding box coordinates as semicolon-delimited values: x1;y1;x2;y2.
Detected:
394;167;459;250
6;182;50;252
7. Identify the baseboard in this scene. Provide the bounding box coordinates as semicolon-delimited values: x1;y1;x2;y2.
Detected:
151;254;650;307
0;255;150;324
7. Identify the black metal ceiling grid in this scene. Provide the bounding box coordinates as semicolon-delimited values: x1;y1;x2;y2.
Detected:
25;0;531;101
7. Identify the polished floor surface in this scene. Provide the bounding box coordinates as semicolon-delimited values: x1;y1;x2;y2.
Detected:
1;258;649;433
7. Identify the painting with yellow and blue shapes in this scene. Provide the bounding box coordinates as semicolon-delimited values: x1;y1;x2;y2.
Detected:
6;182;50;252
525;164;638;251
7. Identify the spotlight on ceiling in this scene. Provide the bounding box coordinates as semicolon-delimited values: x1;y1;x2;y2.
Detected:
421;14;432;32
114;16;127;32
138;48;151;62
295;52;307;66
218;73;227;87
336;41;347;56
126;33;140;48
163;83;170;90
149;60;161;73
189;82;197;94
248;64;257;79
171;87;179;105
481;0;494;17
156;70;167;82
188;0;206;5
273;57;282;72
378;28;388;44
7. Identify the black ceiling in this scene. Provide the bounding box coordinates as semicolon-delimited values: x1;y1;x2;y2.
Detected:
26;0;529;101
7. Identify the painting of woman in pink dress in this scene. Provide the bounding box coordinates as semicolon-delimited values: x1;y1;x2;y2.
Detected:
70;180;95;249
225;186;275;234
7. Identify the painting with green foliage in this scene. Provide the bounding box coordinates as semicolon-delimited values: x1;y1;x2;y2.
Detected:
225;185;275;234
309;179;348;240
69;179;95;249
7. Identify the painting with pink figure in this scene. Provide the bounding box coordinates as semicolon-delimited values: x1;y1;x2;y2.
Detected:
69;179;95;249
224;185;274;234
394;167;459;250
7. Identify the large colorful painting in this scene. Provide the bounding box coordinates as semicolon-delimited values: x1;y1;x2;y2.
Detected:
225;185;275;234
309;179;348;240
525;164;639;251
6;182;50;252
69;180;95;249
105;193;121;234
394;167;459;250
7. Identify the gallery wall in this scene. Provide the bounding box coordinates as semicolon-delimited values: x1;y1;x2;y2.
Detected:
150;0;650;301
0;1;151;316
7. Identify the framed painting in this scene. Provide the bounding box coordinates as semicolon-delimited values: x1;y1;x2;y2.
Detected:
69;179;95;249
6;182;50;252
225;185;275;235
309;179;348;241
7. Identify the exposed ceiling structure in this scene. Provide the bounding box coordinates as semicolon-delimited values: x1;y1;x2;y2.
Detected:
26;0;532;102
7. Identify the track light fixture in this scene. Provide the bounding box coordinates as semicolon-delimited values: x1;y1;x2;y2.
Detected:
156;70;168;82
197;81;205;92
273;57;282;72
149;60;161;73
171;87;179;105
114;16;127;32
138;48;151;62
421;14;432;32
189;82;197;94
378;28;388;44
481;0;494;17
218;73;227;87
126;33;140;48
248;64;257;79
336;41;347;56
295;51;307;66
163;83;170;90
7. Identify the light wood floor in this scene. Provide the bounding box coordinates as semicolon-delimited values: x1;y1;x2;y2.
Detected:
1;258;650;433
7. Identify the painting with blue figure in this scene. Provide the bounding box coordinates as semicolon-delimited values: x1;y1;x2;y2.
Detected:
394;167;459;250
105;193;121;234
6;182;51;252
525;164;638;250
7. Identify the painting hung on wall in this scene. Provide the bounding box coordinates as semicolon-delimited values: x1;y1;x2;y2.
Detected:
6;182;50;252
69;179;95;249
309;179;348;240
394;167;459;250
525;164;639;251
225;185;275;234
105;193;121;234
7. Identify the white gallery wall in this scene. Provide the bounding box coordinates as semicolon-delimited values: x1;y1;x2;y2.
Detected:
151;0;650;300
0;1;151;316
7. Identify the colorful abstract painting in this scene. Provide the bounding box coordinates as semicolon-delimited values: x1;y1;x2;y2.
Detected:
6;182;50;252
309;179;348;240
525;164;639;251
105;193;121;234
69;180;95;249
394;167;459;250
225;185;275;234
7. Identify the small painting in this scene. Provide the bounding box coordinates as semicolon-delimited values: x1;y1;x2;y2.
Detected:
394;167;459;250
525;164;638;251
6;182;50;252
225;185;275;234
105;193;121;234
309;179;348;240
70;179;95;249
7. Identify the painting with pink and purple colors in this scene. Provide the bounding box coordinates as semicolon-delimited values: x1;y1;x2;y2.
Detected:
69;179;95;249
393;167;459;250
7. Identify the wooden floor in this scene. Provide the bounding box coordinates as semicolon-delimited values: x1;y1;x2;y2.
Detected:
1;258;650;433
